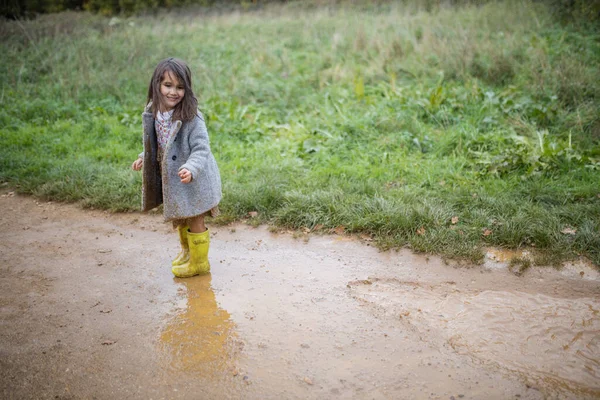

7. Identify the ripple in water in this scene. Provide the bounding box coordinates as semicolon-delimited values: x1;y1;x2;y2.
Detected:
349;279;600;397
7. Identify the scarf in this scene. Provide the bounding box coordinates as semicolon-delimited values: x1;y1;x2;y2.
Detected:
155;109;175;150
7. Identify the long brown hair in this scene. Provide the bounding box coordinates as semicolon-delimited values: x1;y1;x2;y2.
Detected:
147;58;198;122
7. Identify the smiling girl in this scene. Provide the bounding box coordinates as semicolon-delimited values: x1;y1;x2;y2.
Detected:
132;58;222;278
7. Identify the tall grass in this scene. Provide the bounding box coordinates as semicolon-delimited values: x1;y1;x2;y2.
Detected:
1;1;599;266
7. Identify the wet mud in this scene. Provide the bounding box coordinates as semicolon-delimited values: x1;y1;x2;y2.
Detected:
348;279;599;398
0;192;598;399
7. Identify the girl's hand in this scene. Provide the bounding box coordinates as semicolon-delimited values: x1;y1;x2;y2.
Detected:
178;168;192;183
132;158;143;171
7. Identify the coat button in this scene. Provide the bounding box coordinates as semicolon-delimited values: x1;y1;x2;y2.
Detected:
172;155;177;161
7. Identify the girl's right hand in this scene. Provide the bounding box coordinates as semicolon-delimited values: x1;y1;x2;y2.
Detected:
132;158;143;171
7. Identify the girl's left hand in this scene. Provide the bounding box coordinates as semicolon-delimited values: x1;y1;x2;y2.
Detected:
178;168;192;183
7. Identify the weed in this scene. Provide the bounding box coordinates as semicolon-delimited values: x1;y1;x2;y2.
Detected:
509;257;532;277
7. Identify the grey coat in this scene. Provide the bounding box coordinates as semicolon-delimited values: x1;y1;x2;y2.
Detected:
141;110;222;222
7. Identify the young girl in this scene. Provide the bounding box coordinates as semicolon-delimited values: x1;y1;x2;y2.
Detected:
132;58;221;278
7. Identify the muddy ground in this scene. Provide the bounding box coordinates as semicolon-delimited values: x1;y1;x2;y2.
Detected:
1;191;599;400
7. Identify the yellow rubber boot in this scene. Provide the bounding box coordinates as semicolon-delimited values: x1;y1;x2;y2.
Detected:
172;225;190;266
172;229;211;278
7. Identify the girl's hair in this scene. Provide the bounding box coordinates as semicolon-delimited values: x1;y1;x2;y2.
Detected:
147;58;198;122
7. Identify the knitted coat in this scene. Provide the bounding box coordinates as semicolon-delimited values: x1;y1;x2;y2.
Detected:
141;109;222;222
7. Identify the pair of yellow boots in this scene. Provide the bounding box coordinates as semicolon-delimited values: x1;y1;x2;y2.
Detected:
171;226;211;278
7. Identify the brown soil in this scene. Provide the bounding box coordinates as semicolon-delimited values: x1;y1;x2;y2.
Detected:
1;191;598;399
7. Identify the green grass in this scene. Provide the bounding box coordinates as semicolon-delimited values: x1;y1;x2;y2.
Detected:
1;1;599;266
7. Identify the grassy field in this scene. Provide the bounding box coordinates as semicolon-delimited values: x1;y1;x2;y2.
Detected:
1;1;599;266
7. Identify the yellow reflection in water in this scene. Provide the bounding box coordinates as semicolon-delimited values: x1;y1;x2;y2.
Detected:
160;274;237;376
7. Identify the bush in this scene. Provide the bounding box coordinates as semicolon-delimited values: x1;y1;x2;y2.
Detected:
544;0;600;24
1;0;277;18
1;0;85;18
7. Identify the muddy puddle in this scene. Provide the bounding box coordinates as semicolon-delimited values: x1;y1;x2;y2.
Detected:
348;279;599;398
155;227;599;399
1;193;599;399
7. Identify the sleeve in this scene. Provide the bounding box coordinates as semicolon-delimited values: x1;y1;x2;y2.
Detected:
179;114;211;181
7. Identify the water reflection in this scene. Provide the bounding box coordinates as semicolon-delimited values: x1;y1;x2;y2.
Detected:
160;274;238;376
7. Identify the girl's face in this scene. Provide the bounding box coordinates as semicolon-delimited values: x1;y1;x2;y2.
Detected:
159;71;185;111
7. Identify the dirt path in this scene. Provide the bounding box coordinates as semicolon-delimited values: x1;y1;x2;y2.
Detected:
1;191;599;400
